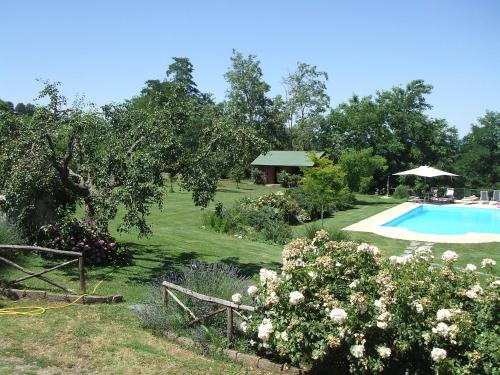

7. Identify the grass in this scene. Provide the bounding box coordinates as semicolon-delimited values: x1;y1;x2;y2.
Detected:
0;179;498;373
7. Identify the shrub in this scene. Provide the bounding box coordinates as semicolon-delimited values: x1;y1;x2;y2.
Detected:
37;219;131;266
251;168;265;185
393;184;410;199
138;261;251;350
229;165;245;188
277;171;301;188
339;148;387;193
304;222;351;242
0;218;24;245
245;233;498;374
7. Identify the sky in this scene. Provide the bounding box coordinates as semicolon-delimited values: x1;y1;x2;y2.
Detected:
1;0;499;136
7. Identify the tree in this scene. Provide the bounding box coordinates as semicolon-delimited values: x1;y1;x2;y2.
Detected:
0;81;232;239
456;111;500;188
339;148;387;193
283;62;330;149
317;80;459;189
166;57;200;96
301;154;349;226
224;49;270;129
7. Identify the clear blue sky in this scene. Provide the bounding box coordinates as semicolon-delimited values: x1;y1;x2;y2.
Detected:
1;0;499;136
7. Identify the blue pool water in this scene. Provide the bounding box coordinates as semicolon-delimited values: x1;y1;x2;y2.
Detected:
383;205;500;235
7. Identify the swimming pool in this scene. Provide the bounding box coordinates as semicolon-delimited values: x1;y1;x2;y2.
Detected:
383;205;500;235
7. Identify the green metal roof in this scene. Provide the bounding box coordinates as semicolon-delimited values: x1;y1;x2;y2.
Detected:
251;151;325;167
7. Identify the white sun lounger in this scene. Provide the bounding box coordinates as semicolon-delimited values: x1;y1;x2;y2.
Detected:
479;191;490;204
489;190;500;205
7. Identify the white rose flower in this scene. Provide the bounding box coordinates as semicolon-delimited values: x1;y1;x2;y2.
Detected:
432;322;450;338
289;291;305;305
414;246;434;261
259;268;278;286
240;321;248;333
441;250;458;263
431;347;447;362
377;321;388;330
349;280;359;289
376;346;391;359
280;331;289;341
257;318;274;342
374;299;384;309
465;284;483;299
481;258;496;268
465;263;477;272
231;293;242;304
412;300;424;314
422;332;431;344
436;309;452;321
357;243;380;256
247;285;258;297
329;308;348;324
378;311;391;322
350;344;365;359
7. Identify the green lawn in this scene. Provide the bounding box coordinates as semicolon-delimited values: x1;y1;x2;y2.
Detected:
0;180;498;374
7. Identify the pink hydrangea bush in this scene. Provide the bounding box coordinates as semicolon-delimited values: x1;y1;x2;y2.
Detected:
246;231;499;374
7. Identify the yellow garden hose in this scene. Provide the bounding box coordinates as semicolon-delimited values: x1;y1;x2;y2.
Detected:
0;273;111;317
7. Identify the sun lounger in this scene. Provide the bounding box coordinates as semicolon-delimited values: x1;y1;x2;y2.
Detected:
479;191;489;204
455;195;479;205
489;190;500;205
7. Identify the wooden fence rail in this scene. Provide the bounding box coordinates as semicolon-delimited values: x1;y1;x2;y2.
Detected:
0;245;86;293
162;281;255;344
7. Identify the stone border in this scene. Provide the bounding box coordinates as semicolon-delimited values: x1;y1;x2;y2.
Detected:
1;288;123;304
162;331;306;374
343;202;500;243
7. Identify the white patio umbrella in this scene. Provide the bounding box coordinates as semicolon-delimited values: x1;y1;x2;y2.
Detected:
393;166;458;201
393;165;458;178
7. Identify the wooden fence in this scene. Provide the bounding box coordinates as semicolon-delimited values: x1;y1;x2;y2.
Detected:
0;245;86;294
162;281;255;343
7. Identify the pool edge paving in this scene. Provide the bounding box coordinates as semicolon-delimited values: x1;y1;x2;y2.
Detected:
343;202;500;244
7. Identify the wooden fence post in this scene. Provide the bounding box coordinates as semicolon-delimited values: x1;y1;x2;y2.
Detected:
226;307;233;344
163;286;169;306
78;256;86;293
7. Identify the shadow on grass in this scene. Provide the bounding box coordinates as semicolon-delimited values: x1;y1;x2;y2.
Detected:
354;198;400;206
5;240;282;292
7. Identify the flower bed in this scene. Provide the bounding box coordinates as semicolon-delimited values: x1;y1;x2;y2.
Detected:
244;231;499;374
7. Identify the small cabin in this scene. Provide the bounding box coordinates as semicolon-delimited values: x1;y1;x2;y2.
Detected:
251;151;325;184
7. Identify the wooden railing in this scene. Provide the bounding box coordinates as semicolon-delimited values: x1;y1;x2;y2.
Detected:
162;281;255;343
0;245;86;293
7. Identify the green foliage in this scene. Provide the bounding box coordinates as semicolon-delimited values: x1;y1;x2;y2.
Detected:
204;192;299;245
393;184;410;199
277;170;301;188
247;234;499;373
456;111;500;188
283;62;330;150
304;222;351;242
301;154;353;222
251;167;265;185
339;148;387;193
229;165;245;188
0;218;24;245
317;80;460;187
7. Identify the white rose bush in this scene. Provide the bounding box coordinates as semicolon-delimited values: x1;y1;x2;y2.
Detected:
244;231;499;374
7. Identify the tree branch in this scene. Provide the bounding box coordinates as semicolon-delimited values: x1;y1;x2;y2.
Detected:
43;133;90;196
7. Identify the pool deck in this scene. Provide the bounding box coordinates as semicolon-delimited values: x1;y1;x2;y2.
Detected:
344;202;500;243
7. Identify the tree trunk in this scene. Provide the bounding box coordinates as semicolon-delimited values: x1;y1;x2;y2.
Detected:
84;198;97;227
